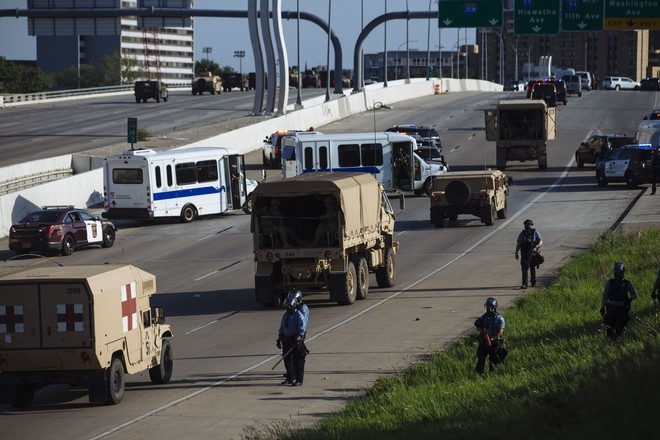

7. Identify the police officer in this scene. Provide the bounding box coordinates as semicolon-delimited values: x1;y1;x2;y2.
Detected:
474;297;506;375
600;262;638;338
650;146;660;195
276;289;309;386
515;219;543;289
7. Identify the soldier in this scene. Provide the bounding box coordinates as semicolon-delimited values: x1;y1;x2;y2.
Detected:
474;297;506;375
276;290;309;386
600;262;638;338
650;146;660;195
515;219;543;289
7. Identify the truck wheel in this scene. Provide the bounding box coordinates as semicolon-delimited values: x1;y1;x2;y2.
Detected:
135;96;140;103
445;180;471;206
576;155;584;168
482;202;495;226
149;339;173;384
596;170;608;187
337;263;357;305
242;194;253;215
355;257;369;300
156;94;160;103
538;154;548;170
375;247;396;288
496;149;507;171
61;235;75;256
423;178;434;197
105;357;125;405
102;227;115;248
14;384;35;407
180;204;197;223
497;198;507;219
431;207;445;228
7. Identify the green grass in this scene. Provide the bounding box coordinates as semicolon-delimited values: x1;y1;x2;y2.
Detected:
243;228;660;440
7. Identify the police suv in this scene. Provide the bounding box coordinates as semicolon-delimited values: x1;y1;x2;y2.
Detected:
596;144;655;188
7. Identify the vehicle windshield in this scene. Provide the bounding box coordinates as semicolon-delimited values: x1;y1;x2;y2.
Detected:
20;211;62;223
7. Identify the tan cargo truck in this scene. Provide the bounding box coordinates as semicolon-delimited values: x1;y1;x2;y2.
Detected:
251;172;399;306
0;264;173;406
484;99;557;170
429;170;510;227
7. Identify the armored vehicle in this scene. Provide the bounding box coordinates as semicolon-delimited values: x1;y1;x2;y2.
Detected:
192;70;222;95
429;170;510;227
134;80;168;103
251;172;399;307
0;264;173;406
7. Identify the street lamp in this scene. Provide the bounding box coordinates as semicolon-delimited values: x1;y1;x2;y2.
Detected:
395;39;417;80
233;50;245;78
202;47;212;60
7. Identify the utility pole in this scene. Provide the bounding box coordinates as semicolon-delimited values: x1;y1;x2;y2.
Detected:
234;50;245;77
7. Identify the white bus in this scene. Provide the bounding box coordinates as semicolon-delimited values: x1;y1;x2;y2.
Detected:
102;147;258;222
280;131;448;195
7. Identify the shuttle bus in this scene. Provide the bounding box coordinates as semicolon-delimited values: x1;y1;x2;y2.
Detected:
102;147;258;222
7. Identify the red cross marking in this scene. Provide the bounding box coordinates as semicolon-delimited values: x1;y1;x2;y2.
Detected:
57;304;84;332
121;282;137;332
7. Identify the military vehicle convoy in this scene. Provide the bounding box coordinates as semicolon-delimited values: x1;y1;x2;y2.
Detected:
134;80;168;103
251;172;399;306
192;70;222;95
484;99;556;170
429;170;510;227
0;264;173;406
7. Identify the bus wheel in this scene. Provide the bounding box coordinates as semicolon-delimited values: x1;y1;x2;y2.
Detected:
180;204;197;223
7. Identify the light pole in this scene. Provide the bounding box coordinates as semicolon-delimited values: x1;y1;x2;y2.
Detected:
507;36;519;82
296;0;302;107
405;0;410;80
203;47;212;61
395;39;417;80
426;0;432;80
233;50;245;79
384;0;388;86
325;0;332;102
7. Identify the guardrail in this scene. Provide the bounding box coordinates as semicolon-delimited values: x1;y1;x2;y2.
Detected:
0;83;189;106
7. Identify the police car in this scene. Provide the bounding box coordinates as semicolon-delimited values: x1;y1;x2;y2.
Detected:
596;144;655;188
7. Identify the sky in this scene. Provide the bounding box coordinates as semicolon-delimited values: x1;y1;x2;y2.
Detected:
0;0;475;71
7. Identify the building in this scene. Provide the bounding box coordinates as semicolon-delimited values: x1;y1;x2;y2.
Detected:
32;0;194;85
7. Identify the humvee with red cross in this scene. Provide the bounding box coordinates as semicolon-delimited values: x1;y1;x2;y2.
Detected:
0;264;173;406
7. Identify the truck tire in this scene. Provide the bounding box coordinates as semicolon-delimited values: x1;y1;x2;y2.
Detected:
242;194;253;215
445;180;471;206
375;247;396;288
61;234;75;256
481;202;495;226
102;227;115;248
496;198;507;219
576;154;584;168
105;357;125;405
337;263;357;305
355;257;369;300
180;204;197;223
430;207;445;228
423;178;434;197
496;149;507;171
14;384;35;407
149;339;173;384
135;96;140;103
538;154;548;170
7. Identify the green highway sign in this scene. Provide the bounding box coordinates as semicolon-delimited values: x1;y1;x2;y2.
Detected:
438;1;502;28
562;0;604;31
514;0;560;35
604;0;660;30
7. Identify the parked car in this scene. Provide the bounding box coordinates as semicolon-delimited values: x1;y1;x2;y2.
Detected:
575;133;635;168
386;124;442;149
9;206;117;256
531;82;557;107
601;76;641;90
596;144;655;188
640;77;660;91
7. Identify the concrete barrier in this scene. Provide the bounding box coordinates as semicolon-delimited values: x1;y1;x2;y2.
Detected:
0;78;503;238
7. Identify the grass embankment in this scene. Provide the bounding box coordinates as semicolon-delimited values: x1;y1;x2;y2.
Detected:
246;228;660;440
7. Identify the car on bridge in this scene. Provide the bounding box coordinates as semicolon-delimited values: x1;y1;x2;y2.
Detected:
596;144;655;188
575;133;635;168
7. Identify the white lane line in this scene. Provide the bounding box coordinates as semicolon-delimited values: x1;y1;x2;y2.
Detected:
91;161;573;439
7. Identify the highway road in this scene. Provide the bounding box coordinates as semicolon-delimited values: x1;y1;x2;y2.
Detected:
0;89;658;439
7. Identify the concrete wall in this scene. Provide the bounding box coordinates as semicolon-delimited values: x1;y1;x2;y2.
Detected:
0;78;503;238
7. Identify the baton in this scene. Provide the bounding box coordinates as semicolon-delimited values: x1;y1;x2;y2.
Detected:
271;344;296;370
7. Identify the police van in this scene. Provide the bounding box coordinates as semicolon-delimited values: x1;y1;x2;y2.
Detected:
102;147;258;222
280;131;448;195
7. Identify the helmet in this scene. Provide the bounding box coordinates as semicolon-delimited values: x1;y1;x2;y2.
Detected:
523;219;534;228
485;297;498;312
283;289;303;311
613;262;625;279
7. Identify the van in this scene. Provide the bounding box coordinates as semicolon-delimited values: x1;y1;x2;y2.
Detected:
576;71;592;91
281;131;449;196
562;74;582;97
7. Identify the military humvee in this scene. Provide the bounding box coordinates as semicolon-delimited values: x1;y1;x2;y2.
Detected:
429;170;510;227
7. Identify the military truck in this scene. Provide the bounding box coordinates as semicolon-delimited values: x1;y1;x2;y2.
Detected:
251;172;399;306
429;170;510;228
134;80;168;103
484;99;556;170
0;264;173;406
192;70;222;95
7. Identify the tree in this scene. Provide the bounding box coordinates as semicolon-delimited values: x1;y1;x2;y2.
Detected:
0;57;52;93
194;59;221;75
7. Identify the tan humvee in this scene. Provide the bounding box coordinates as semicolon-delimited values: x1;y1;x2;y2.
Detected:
192;70;222;95
0;264;173;407
429;170;510;227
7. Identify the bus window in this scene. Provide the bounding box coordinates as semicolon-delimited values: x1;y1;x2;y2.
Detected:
166;165;173;187
361;143;383;166
319;145;328;169
155;166;162;188
196;159;218;182
112;168;143;184
338;144;360;167
176;162;197;185
303;146;314;170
